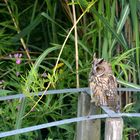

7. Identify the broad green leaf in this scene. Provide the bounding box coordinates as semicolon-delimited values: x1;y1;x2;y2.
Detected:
0;90;15;96
11;15;42;42
129;0;140;69
109;4;130;56
117;79;140;89
34;46;60;70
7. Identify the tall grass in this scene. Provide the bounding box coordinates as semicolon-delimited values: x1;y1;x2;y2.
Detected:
0;0;140;139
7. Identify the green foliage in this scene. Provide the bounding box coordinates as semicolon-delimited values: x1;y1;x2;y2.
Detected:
0;0;140;139
123;103;140;139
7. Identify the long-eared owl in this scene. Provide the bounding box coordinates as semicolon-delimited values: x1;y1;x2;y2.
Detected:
89;54;119;112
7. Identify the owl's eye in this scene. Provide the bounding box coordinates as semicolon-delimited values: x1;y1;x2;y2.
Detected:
95;66;105;75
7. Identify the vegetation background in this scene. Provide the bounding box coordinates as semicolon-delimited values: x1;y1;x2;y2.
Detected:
0;0;140;139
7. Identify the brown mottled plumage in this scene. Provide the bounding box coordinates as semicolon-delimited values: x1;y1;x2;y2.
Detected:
89;55;119;112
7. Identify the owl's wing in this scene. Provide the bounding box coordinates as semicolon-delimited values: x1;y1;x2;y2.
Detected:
105;75;119;111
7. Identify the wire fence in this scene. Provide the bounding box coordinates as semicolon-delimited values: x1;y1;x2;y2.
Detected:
0;87;140;138
1;87;140;101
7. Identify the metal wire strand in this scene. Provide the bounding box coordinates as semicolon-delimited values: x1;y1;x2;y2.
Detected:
0;87;140;101
0;113;140;138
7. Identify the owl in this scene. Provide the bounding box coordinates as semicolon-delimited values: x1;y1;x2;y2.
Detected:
89;54;119;112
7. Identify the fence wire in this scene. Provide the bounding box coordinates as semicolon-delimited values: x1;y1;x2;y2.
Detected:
0;87;140;138
0;87;140;101
0;113;140;138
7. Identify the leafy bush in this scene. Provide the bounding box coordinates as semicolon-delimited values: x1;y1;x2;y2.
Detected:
0;0;140;139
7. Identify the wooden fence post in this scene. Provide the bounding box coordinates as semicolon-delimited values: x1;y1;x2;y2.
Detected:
76;92;101;140
105;118;123;140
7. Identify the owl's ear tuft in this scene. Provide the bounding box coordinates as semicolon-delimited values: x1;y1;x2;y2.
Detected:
98;58;104;64
93;53;96;59
92;53;104;65
92;53;96;63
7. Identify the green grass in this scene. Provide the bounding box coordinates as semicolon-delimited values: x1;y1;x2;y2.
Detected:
0;0;140;139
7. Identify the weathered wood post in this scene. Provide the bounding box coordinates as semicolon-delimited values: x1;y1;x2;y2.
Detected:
101;106;124;140
104;117;123;140
76;92;101;140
